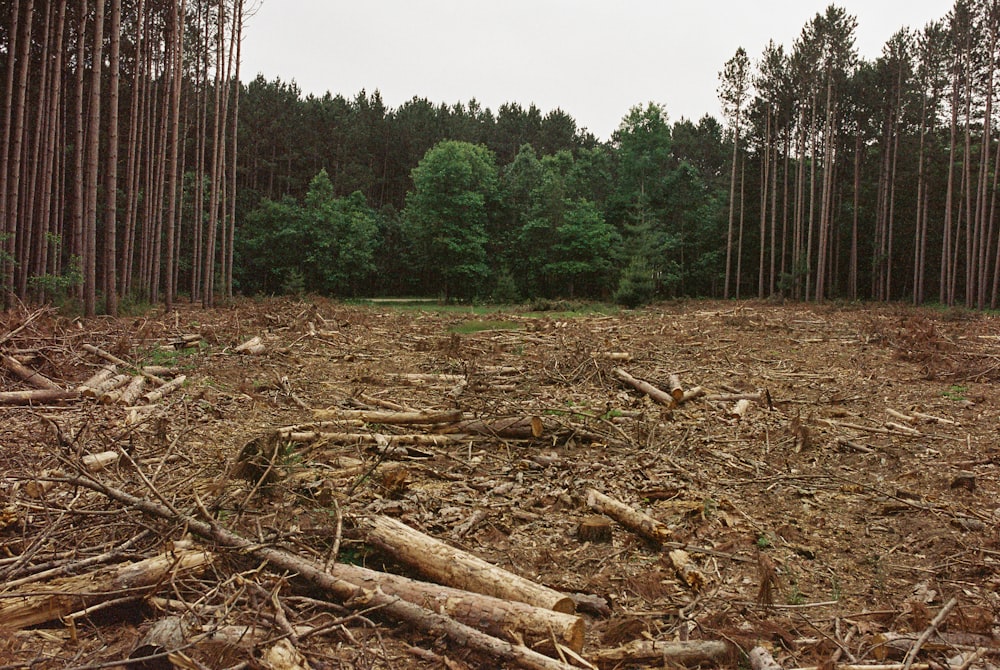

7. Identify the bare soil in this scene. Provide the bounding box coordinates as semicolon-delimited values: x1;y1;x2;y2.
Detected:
1;298;998;669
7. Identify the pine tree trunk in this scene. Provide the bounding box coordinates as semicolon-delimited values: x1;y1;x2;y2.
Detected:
5;0;34;304
163;0;185;311
104;0;122;316
84;0;105;317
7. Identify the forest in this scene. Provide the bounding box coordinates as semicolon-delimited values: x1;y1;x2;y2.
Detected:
3;0;1000;311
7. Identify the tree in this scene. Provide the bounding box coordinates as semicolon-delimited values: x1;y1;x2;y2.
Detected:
404;141;498;299
719;47;751;298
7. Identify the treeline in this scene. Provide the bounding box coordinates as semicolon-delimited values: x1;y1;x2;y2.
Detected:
234;88;729;301
0;0;243;314
723;1;1000;308
4;1;1000;311
237;0;1000;307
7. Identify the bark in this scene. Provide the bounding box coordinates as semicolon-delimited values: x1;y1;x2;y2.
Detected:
83;0;105;316
0;388;78;405
0;547;213;629
62;474;580;670
363;514;575;614
2;354;62;391
589;639;731;668
613;368;675;406
586;488;672;544
103;0;122;316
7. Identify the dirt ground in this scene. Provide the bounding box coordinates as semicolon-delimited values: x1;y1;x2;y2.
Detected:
1;298;998;669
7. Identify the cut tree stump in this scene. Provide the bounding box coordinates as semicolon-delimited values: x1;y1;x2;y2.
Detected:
577;515;613;543
363;514;575;614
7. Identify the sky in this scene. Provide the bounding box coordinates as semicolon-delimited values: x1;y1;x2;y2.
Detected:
240;0;955;142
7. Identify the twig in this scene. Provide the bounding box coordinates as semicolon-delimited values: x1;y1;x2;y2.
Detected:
901;596;958;670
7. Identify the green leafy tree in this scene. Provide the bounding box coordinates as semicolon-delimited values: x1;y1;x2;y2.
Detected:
237;170;379;295
544;198;622;298
404;141;498;299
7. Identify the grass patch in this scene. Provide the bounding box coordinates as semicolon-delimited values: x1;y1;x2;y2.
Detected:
448;319;522;334
142;342;205;368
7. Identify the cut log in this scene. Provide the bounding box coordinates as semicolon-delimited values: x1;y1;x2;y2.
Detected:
333;561;585;653
63;475;580;670
729;398;751;419
25;451;120;498
0;547;213;629
588;639;731;668
141;374;186;404
680;385;705;404
264;639;310;670
116;375;147;406
749;646;783;670
1;354;62;390
667;374;684;401
613;368;674;406
81;343;166;387
312;408;464;425
76;364;117;395
705;391;763;402
234;335;266;355
439;416;546;439
668;549;706;591
88;373;131;400
363;514;575;614
0;388;78;405
586;488;672;545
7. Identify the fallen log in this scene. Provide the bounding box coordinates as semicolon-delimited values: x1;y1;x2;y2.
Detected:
116;375;147;406
1;354;62;391
749;646;783;670
586;488;673;544
62;474;579;670
333;561;584;652
0;547;213;629
81;344;166;387
613;368;674;406
141;374;186;404
667;374;684;401
363;514;575;614
76;364;117;395
438;416;546;439
234;336;266;355
311;408;464;424
25;450;120;498
0;388;78;405
680;386;706;403
588;639;731;668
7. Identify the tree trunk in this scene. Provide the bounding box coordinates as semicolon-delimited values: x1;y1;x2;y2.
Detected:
84;0;105;316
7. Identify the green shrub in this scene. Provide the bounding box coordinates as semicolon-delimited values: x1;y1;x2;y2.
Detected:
613;258;656;308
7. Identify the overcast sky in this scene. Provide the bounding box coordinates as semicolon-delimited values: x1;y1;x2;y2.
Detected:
240;0;954;141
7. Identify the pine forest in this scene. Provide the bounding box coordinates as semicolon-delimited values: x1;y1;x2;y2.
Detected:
3;1;1000;311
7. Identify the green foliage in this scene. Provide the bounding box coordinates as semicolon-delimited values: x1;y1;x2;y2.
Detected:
28;251;83;309
543;198;621;298
404;141;499;300
614;258;657;308
237;170;380;296
492;266;522;303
